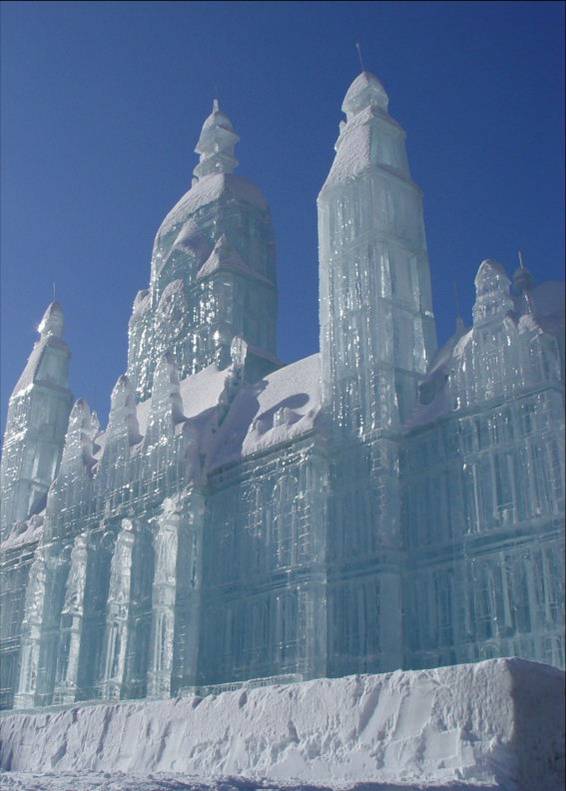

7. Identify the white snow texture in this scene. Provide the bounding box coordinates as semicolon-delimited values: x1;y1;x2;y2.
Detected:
0;658;563;791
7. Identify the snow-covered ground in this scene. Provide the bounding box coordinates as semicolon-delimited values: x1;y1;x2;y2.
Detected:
0;772;500;790
1;659;563;791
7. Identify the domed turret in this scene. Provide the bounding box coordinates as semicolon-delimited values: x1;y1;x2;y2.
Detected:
193;99;239;180
342;71;389;120
126;99;280;400
472;259;514;326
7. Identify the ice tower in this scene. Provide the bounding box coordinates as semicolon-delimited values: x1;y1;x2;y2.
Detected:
127;99;280;401
318;72;438;675
0;71;563;712
0;303;72;536
319;71;437;433
0;303;73;706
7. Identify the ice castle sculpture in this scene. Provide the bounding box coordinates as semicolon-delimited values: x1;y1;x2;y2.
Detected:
1;72;564;710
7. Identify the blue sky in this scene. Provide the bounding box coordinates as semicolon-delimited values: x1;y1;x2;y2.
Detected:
1;1;564;431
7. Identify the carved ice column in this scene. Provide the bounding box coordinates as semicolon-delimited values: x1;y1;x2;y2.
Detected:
52;532;88;704
304;447;330;680
13;547;48;708
99;518;135;700
147;497;181;698
171;487;205;693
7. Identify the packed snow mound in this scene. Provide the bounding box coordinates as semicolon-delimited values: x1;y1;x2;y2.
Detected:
1;659;563;790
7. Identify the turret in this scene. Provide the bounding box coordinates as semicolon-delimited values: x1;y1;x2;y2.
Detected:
318;71;437;434
58;399;97;475
472;259;514;326
127;99;280;400
144;354;184;447
193;98;239;181
105;375;141;448
0;302;73;538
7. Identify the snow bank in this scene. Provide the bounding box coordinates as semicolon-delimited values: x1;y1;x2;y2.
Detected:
0;659;563;790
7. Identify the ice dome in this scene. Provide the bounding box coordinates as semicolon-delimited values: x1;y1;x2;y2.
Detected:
201;98;234;133
342;70;389;119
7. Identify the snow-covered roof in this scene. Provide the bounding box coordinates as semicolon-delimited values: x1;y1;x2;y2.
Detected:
404;323;469;431
135;363;233;439
208;353;322;470
322;107;374;190
93;356;321;473
320;103;405;192
157;174;268;239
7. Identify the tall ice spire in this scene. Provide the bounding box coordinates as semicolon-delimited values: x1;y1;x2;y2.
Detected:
0;302;73;538
319;69;437;431
193;99;239;181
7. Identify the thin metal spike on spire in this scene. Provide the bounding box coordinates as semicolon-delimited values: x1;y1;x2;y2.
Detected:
518;249;526;269
52;282;56;301
356;42;365;72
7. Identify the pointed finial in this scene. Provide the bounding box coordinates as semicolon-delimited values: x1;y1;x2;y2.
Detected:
194;97;239;180
356;42;365;72
38;301;64;339
514;249;534;312
52;281;56;301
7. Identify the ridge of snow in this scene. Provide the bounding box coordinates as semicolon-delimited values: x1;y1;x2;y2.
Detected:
0;659;563;789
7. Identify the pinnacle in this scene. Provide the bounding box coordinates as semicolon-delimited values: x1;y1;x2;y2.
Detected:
38;301;64;339
342;70;389;118
194;99;239;180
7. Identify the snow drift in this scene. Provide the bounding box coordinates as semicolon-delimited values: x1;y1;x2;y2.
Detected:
0;658;563;790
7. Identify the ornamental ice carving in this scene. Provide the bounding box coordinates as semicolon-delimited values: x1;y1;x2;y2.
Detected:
0;72;564;711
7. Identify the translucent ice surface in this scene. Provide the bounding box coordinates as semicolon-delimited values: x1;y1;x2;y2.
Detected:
0;76;563;713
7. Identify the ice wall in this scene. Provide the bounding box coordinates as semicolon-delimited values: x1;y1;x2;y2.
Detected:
1;659;563;790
